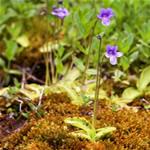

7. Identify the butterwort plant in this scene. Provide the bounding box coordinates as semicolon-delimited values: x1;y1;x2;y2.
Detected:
43;1;69;85
51;5;69;83
82;8;114;84
92;40;123;129
64;117;116;142
51;2;69;28
51;6;69;32
65;7;120;142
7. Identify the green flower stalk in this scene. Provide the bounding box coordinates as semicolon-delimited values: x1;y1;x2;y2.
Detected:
92;35;102;128
44;0;51;86
44;48;51;86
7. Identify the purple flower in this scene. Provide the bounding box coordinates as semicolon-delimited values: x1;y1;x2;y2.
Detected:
52;7;69;19
105;45;123;65
97;8;114;26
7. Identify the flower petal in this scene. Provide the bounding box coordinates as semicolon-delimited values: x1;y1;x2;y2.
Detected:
116;52;123;57
110;56;117;65
106;45;111;51
102;18;110;26
97;14;102;19
114;46;118;51
105;52;110;58
106;8;114;18
51;7;69;19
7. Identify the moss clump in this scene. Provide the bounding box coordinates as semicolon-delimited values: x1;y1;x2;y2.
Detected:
19;140;52;150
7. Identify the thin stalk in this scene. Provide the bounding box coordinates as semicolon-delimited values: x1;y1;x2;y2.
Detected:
92;0;96;8
7;60;11;70
46;0;48;8
45;51;51;85
50;17;60;84
63;55;74;79
44;18;51;86
44;0;51;86
49;49;55;84
55;18;63;83
92;38;102;128
54;19;60;82
5;60;11;85
82;20;98;85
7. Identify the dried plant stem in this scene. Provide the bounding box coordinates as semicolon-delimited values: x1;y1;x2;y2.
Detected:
38;87;44;107
92;38;102;128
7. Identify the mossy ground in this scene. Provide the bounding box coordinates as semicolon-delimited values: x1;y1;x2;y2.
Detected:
0;93;150;150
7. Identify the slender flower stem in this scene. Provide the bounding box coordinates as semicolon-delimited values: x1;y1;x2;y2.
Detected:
49;48;55;84
46;0;48;8
45;0;51;86
92;0;96;8
45;54;50;85
7;60;11;70
55;18;62;83
45;51;51;85
82;20;98;85
92;37;102;128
